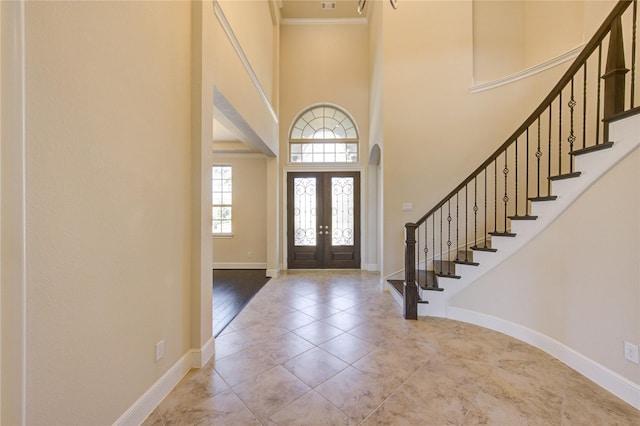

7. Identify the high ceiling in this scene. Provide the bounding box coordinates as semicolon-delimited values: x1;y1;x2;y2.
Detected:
280;0;364;20
213;0;367;154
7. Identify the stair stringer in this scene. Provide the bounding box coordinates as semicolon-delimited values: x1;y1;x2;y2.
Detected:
417;113;640;318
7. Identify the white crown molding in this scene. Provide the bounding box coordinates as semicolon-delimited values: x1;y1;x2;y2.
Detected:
281;17;368;26
213;1;278;124
471;44;585;94
212;152;268;159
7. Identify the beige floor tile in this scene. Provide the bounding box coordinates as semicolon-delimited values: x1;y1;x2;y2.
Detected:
320;332;378;364
352;347;423;393
271;310;318;331
233;366;310;423
315;366;389;422
283;347;348;387
253;331;315;364
142;271;640;426
562;370;640;425
362;377;470;426
281;295;319;310
213;329;254;360
157;368;229;420
214;347;278;386
233;323;290;345
322;311;367;331
326;296;361;310
465;366;564;425
292;321;344;345
140;408;164;426
298;302;342;320
162;389;260;426
267;390;354;426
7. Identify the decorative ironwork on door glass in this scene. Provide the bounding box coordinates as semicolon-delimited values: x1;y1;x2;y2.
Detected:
331;177;354;246
293;177;317;246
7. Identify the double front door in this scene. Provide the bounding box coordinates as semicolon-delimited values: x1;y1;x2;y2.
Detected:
287;171;360;269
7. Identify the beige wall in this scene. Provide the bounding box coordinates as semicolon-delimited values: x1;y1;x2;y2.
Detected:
523;1;584;68
368;1;384;271
279;21;370;269
473;1;584;83
381;0;575;278
451;148;640;385
1;1;27;423
473;0;525;82
215;0;279;154
212;156;268;267
22;1;193;423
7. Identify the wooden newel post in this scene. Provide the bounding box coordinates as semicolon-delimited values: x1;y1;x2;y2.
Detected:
403;223;418;320
603;15;629;140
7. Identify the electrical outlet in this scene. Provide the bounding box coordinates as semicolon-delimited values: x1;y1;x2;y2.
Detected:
155;340;165;362
247;251;253;258
624;341;639;364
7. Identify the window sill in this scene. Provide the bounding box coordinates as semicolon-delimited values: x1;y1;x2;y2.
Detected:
212;233;234;239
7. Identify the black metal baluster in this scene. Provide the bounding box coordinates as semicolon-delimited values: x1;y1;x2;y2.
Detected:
597;42;602;145
474;176;478;248
432;214;435;275
455;192;459;262
583;64;588;149
465;185;469;261
568;78;576;173
536;117;542;197
559;90;563;175
548;105;553;194
632;0;638;108
424;219;428;284
503;148;509;232
447;200;452;275
417;222;421;280
439;207;443;274
526;128;530;213
484;167;487;240
515;137;519;216
493;160;497;235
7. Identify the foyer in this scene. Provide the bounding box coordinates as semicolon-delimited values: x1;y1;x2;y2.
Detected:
144;271;639;425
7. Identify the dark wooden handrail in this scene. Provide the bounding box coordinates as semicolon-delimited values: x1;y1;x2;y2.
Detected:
413;0;632;228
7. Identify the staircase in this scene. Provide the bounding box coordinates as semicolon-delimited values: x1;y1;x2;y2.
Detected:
388;111;640;316
389;0;640;319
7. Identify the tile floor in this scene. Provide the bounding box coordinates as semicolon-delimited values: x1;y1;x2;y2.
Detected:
143;270;639;425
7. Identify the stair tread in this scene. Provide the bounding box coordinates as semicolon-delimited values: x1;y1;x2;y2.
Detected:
454;259;479;266
489;231;517;237
387;279;430;303
570;141;614;156
471;245;497;252
387;279;404;296
549;171;581;181
416;270;443;291
436;271;462;279
529;195;557;202
508;214;538;220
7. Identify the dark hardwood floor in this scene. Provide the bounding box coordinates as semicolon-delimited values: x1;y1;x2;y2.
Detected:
212;269;271;337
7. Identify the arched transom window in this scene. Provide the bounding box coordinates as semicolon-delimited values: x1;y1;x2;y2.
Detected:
289;105;359;163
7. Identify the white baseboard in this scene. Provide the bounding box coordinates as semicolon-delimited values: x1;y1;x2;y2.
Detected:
113;337;216;426
212;262;267;269
266;268;280;278
364;263;378;272
447;307;640;410
190;336;215;368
